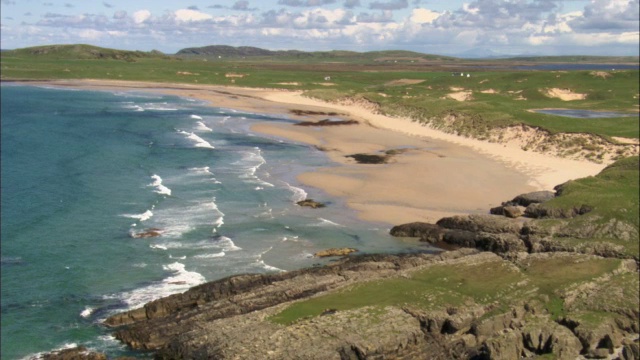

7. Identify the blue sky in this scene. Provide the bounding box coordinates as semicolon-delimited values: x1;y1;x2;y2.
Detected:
1;0;638;56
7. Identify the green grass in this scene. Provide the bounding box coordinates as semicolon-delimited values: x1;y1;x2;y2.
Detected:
270;258;523;325
2;45;639;139
542;156;639;248
269;255;625;326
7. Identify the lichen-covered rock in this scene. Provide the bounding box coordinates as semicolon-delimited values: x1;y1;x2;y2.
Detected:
482;330;526;360
504;205;525;218
521;321;582;359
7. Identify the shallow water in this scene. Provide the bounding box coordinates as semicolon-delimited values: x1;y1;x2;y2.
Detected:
0;84;436;359
533;109;639;118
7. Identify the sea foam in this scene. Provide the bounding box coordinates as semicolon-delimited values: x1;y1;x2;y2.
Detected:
121;209;154;222
148;175;172;196
110;262;205;312
177;130;215;149
195;121;213;132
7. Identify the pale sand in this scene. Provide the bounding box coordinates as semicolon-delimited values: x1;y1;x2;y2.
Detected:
544;87;587;101
14;79;608;225
260;90;606;190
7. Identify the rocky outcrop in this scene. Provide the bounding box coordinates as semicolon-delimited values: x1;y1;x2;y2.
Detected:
314;247;357;257
294;118;357;126
104;250;479;352
41;346;107;360
509;190;556;206
102;249;639;359
524;203;592;219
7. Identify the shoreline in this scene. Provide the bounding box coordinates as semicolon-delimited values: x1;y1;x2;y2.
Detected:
5;79;608;225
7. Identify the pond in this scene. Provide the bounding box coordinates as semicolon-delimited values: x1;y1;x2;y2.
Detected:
533;109;640;118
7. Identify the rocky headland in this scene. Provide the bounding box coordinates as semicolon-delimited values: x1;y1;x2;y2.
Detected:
46;158;639;359
80;158;637;359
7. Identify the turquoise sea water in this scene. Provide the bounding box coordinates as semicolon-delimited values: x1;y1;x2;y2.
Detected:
0;85;433;359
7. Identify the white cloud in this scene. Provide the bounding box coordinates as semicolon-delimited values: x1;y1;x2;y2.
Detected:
132;10;151;24
175;9;213;22
1;0;638;56
409;8;440;24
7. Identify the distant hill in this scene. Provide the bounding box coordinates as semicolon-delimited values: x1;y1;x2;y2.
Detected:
3;44;169;61
175;45;456;62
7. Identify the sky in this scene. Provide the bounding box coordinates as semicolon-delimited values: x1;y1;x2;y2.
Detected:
0;0;638;57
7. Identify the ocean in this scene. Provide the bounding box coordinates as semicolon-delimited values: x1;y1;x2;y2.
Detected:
0;84;434;359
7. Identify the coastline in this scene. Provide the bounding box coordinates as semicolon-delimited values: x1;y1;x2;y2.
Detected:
6;79;608;225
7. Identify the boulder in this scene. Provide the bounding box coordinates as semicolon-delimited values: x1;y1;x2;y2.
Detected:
503;206;525;218
490;206;506;216
314;248;357;257
511;191;556;206
389;222;446;241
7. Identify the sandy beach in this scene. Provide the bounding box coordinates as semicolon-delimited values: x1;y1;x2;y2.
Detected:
14;79;608;225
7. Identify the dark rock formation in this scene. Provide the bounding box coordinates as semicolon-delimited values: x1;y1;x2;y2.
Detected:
294;119;357;126
296;199;326;208
314;247;357;257
346;153;389;164
130;228;163;238
390;222;447;239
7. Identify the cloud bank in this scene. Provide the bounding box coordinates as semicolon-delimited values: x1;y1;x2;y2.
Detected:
0;0;637;56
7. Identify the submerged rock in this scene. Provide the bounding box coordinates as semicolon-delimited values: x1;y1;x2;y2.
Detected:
296;199;326;208
130;228;163;238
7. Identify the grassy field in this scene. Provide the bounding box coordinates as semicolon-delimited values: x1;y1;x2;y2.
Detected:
269;254;629;326
2;44;639;139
